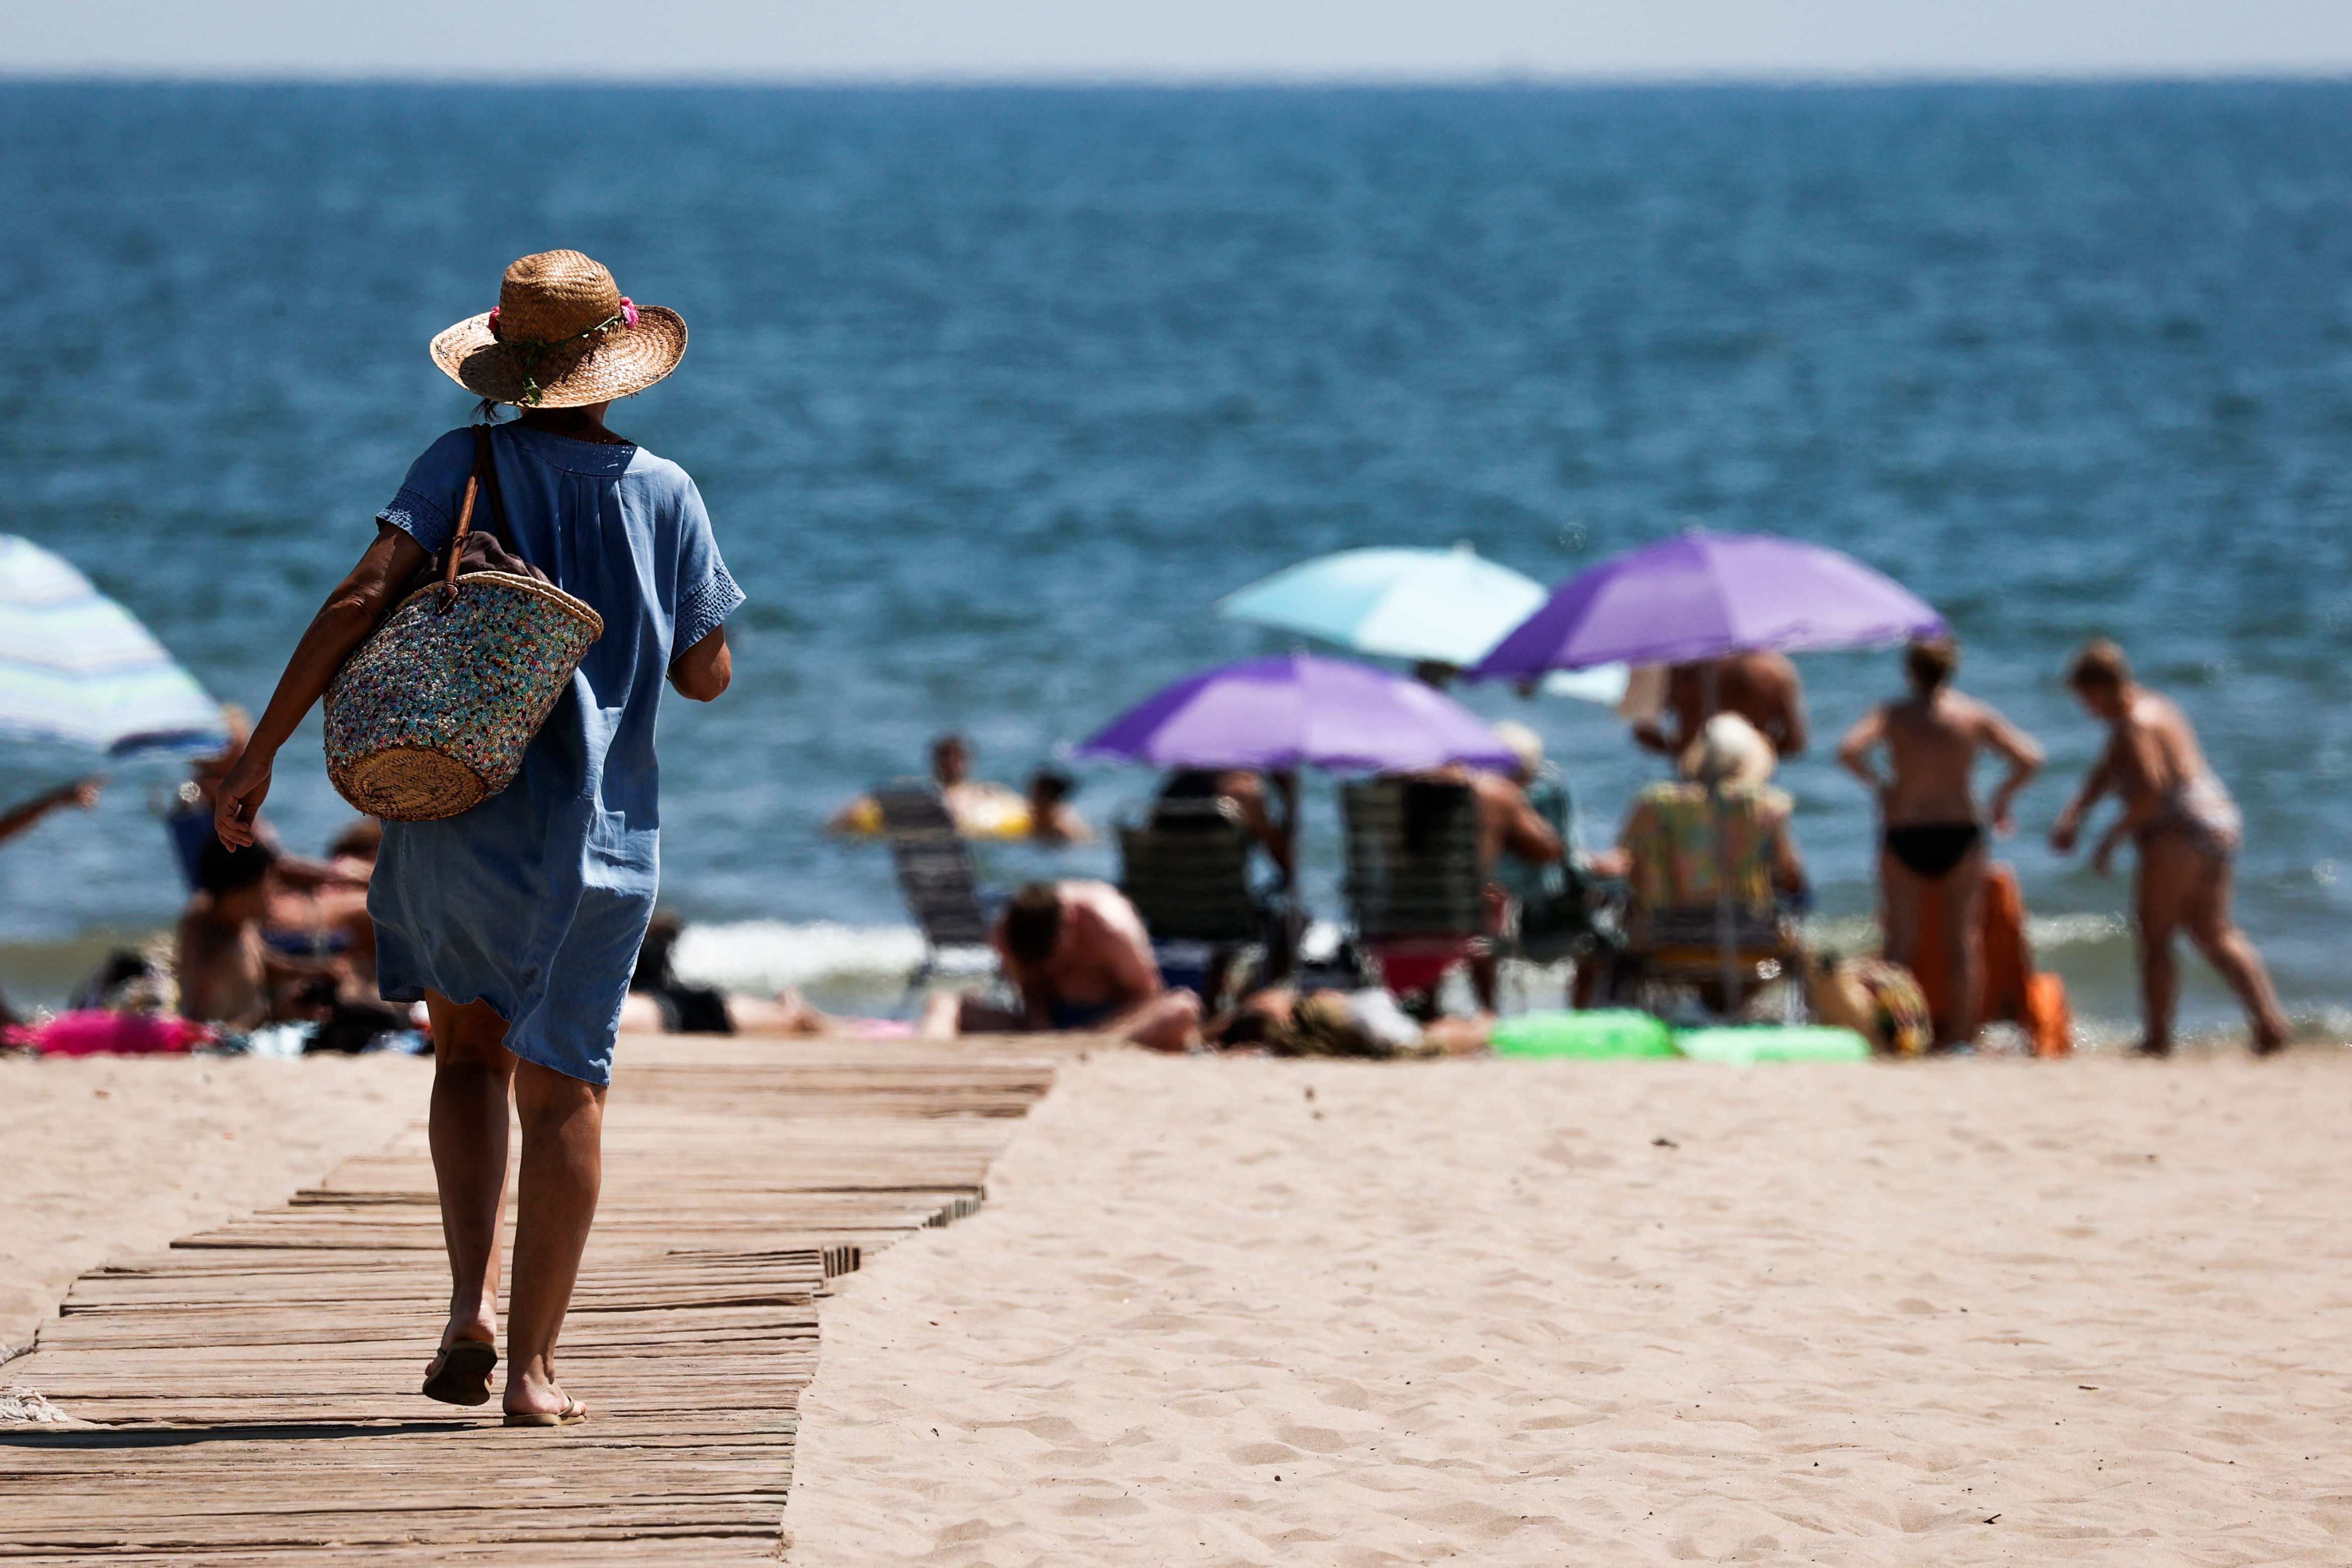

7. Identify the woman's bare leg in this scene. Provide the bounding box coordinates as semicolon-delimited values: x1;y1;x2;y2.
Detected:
2134;840;2196;1056
1878;849;1925;973
1933;845;1989;1047
1110;989;1204;1054
503;1059;606;1419
2180;851;2292;1052
426;993;516;1355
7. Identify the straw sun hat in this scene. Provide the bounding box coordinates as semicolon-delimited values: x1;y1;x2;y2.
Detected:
429;250;686;409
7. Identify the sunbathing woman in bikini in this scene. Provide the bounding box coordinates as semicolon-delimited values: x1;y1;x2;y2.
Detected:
1839;638;2043;1047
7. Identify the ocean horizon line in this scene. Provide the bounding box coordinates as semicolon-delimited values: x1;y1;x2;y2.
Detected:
3;68;2351;92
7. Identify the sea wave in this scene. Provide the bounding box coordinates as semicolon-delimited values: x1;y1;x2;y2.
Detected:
1802;910;2129;956
669;920;929;995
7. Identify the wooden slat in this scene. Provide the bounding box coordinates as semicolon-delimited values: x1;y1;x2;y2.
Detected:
0;1032;1080;1562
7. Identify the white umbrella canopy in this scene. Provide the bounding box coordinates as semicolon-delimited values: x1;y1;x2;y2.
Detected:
1218;543;1627;704
0;535;226;753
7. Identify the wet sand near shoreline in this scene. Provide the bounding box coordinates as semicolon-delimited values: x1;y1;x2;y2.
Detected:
0;1053;426;1355
789;1047;2352;1566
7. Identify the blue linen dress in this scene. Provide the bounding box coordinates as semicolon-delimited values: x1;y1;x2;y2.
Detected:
366;423;743;1085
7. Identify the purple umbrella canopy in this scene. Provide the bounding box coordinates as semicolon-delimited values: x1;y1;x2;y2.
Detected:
1474;531;1947;677
1076;653;1516;774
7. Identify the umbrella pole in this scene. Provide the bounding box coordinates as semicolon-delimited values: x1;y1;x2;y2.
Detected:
1701;663;1740;1018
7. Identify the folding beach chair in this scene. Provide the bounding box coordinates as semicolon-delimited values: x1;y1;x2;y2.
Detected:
1117;797;1266;1010
1583;781;1804;1022
874;781;999;1012
1339;776;1485;1017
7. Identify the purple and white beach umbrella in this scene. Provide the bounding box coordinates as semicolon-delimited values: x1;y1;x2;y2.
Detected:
1075;653;1516;774
1473;531;1946;678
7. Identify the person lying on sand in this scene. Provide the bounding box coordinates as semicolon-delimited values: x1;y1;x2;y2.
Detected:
922;880;1202;1052
1212;985;1489;1058
2050;638;2289;1056
619;912;913;1037
1837;637;2042;1047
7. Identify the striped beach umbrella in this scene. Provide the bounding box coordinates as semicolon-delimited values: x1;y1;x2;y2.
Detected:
0;535;226;753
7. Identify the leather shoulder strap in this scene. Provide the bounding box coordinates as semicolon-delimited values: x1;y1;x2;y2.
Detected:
471;425;515;549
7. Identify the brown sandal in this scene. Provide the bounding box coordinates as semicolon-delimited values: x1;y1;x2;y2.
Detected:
503;1398;588;1428
420;1340;498;1406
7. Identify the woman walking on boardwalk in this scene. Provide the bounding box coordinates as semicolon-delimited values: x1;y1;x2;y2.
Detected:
214;251;742;1425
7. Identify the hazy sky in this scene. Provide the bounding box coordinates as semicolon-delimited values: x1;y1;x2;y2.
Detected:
6;0;2350;80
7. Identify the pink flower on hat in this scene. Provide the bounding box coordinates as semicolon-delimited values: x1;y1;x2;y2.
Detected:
619;297;639;328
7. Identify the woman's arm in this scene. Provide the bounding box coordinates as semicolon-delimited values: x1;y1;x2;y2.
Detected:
1836;707;1888;800
2050;741;2116;854
670;624;731;702
1981;707;2045;837
0;775;103;846
215;525;428;848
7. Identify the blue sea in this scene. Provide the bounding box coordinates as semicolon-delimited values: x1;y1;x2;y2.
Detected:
0;81;2345;1036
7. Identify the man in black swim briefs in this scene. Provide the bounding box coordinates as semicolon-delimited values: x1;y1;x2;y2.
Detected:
1839;638;2043;1047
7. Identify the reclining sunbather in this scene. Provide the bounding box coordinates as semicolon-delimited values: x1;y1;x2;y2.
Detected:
923;880;1202;1052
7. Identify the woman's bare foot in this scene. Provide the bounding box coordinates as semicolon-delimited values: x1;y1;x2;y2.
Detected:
421;1317;499;1406
503;1357;579;1421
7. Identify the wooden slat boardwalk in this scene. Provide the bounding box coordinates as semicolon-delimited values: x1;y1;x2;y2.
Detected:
0;1033;1074;1563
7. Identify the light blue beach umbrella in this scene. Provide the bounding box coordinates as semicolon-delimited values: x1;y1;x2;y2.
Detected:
0;535;226;753
1218;543;1628;704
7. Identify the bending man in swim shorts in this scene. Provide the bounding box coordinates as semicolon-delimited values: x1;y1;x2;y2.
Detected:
923;880;1202;1052
1839;637;2042;1047
2051;639;2289;1056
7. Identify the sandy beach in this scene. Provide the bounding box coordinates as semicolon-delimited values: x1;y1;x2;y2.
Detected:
0;1052;426;1357
790;1047;2352;1565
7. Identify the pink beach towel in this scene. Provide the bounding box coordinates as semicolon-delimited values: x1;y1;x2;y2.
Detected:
6;1010;215;1057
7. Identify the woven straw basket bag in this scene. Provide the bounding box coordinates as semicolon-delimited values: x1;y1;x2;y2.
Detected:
325;428;603;821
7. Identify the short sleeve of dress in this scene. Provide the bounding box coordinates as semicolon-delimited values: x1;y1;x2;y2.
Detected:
670;477;744;655
376;429;476;554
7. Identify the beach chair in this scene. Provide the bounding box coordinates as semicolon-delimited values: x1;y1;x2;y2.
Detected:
874;781;999;1011
1587;780;1804;1021
1339;776;1485;1016
1117;797;1264;1009
1495;766;1625;975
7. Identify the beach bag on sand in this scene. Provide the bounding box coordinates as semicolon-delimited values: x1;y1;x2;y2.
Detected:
324;426;603;822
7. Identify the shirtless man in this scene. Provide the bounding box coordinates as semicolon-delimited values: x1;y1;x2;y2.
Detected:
1838;638;2042;1046
2051;639;2289;1056
1025;767;1094;845
1634;650;1809;759
1157;767;1296;885
922;880;1202;1052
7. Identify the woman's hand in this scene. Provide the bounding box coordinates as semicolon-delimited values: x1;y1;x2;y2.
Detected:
214;746;275;849
213;524;428;850
2050;807;2080;855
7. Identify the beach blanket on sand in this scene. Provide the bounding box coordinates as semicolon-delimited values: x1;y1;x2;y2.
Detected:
368;425;742;1086
6;1010;214;1056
